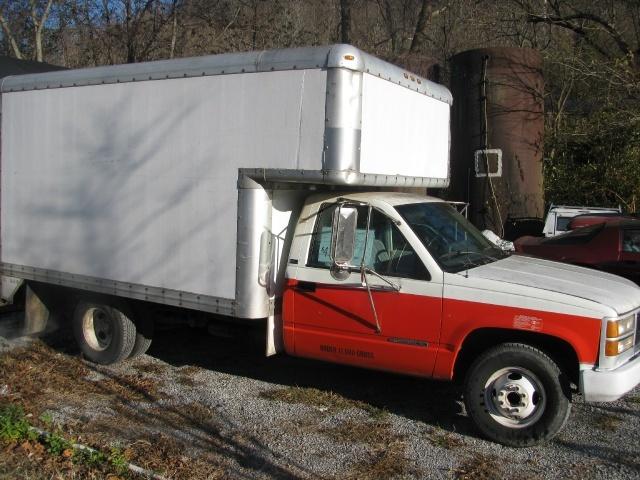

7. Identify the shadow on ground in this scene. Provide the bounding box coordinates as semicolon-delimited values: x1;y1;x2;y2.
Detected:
147;325;471;436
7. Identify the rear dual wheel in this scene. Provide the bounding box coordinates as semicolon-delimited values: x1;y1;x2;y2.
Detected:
73;300;153;365
464;343;571;447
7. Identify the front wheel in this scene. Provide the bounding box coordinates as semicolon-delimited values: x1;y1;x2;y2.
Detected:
464;343;571;447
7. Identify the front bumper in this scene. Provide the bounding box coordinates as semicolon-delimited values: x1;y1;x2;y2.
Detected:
580;354;640;402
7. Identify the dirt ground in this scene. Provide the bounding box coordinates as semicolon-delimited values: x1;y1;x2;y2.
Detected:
1;312;639;480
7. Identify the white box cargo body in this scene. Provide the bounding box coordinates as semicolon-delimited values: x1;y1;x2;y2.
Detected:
0;45;452;319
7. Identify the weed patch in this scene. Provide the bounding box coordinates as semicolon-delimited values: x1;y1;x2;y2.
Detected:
348;439;414;479
321;419;398;446
0;401;138;478
593;412;623;432
0;404;38;443
453;454;502;480
427;428;465;449
322;419;416;479
132;362;166;375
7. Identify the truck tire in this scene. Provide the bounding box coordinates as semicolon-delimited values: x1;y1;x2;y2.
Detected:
464;343;571;447
73;301;136;365
128;314;154;358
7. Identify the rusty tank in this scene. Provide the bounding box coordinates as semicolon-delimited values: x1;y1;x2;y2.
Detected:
449;48;544;236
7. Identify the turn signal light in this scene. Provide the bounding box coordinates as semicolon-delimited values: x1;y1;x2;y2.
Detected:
605;336;634;356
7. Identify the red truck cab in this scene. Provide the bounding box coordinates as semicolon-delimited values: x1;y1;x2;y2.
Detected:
283;192;640;446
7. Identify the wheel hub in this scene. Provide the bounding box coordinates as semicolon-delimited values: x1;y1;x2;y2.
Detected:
484;367;546;428
82;308;113;351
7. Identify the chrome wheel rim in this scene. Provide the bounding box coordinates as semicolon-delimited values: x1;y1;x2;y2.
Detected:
82;307;113;351
483;367;546;428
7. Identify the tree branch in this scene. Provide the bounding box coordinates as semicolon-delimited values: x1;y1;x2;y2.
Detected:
0;6;23;59
410;1;446;53
527;12;633;59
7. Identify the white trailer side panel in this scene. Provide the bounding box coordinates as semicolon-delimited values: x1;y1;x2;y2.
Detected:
1;69;326;300
360;74;450;179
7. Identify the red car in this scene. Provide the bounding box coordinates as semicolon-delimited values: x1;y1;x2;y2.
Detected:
514;218;640;284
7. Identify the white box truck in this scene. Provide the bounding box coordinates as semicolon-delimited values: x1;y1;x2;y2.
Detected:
1;45;640;447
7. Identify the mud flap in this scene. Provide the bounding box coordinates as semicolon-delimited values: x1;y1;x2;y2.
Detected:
24;284;52;336
0;275;23;305
266;312;284;356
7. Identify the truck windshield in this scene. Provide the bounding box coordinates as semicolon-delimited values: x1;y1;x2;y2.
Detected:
396;202;507;273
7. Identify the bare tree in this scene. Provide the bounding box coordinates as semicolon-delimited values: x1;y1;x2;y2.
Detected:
0;0;54;61
409;0;446;53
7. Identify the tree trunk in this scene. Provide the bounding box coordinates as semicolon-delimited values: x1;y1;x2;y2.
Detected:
31;0;54;62
340;0;351;44
0;12;23;59
169;3;178;59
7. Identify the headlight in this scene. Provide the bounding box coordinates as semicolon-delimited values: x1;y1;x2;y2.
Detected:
605;315;636;356
606;315;636;338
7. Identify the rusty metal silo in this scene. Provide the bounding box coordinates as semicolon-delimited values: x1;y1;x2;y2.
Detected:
449;48;544;235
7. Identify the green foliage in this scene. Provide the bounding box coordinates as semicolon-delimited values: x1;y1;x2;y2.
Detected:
72;447;107;468
39;411;53;427
0;404;38;443
544;110;640;212
109;446;130;476
44;429;72;455
1;402;129;476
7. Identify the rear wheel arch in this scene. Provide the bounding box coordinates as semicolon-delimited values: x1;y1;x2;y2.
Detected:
453;328;580;386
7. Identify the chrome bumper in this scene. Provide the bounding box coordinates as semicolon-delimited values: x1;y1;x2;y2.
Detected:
580;354;640;402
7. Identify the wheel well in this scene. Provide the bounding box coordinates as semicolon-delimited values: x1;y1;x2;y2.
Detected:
454;328;580;386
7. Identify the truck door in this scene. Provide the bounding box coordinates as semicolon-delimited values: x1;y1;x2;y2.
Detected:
618;228;640;283
285;202;442;377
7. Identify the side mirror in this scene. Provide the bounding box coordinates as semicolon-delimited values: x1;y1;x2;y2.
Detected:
331;205;358;266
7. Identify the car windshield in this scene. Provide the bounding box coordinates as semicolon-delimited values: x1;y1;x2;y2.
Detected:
396;202;507;273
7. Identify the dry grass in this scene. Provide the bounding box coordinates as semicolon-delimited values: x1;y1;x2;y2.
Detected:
126;433;226;480
178;365;201;376
321;419;398;445
260;386;387;419
98;373;161;403
175;365;203;388
347;440;414;479
0;342;311;480
427;428;465;449
592;412;623;432
0;442;110;480
131;362;166;375
0;341;165;417
453;454;502;480
175;375;199;387
321;419;415;479
81;400;230;480
0;341;93;415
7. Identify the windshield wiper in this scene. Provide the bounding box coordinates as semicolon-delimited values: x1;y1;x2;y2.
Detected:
439;250;496;261
438;250;500;269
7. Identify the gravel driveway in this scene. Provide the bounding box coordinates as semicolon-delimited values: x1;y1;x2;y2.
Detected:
1;312;639;479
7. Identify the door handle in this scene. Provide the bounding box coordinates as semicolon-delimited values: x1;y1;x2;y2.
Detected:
294;281;316;293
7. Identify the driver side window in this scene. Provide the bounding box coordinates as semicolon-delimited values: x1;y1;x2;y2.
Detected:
307;203;430;281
